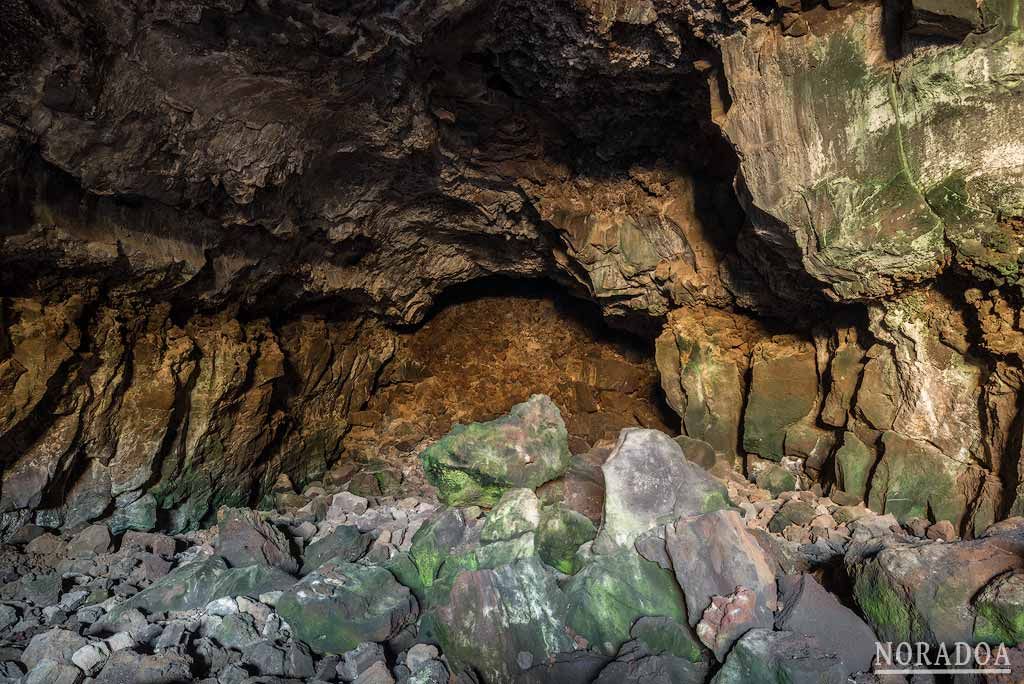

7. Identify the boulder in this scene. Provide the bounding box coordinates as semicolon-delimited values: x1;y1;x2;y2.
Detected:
93;650;193;684
648;510;776;657
776;574;877;674
974;570;1024;645
755;465;797;498
593;429;730;552
834;432;875;501
850;523;1024;644
594;632;710;684
769;499;818;533
102;557;295;624
535;504;596;575
21;629;88;670
655;309;749;461
276;560;418;654
216;507;298;573
867;432;968;528
480;489;540;543
419;394;571;507
742;340;818;462
535;451;606;524
67;524;112;557
300;525;370;574
711;629;847;684
564;549;696;657
428;557;575;684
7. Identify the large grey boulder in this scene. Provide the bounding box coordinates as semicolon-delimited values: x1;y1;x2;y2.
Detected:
593;429;730;553
429;556;575;684
300;525;370;574
276;560;418;654
101;557;295;626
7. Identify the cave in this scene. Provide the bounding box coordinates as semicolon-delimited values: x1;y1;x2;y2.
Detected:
2;0;1024;682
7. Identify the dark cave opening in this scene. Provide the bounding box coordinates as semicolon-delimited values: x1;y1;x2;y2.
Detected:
344;275;681;465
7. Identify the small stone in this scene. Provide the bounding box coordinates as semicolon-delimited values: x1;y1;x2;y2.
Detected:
329;492;369;518
405;643;439;672
284;641;314;678
154;622;189;650
0;605;17;631
104;632;134;652
67;525;112;557
58;591;89;612
23;659;82;684
205;597;239;616
906;517;930;537
337;642;386;681
926;519;957;541
71;642;111;675
354;660;394;684
258;591;283;607
25;534;66;557
242;640;287;677
21;628;89;669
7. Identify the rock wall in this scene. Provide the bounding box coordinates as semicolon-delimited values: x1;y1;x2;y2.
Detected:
1;0;1023;536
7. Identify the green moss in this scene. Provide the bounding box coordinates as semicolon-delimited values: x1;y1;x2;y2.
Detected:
565;550;689;656
975;603;1024;645
535;504;596;575
853;567;917;643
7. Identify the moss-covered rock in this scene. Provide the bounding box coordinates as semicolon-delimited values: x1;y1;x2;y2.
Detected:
834;431;874;501
276;560;418;654
535;504;596;575
419;395;571;507
429;557;575;683
850;526;1024;644
480;488;540;543
867;431;968;526
565;549;692;656
755;464;797;497
742;339;818;462
974;571;1024;645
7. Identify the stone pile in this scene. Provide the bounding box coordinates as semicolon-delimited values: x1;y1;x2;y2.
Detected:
1;395;1022;684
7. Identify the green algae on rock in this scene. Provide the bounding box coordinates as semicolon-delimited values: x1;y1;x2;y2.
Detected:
867;431;968;526
974;571;1024;645
564;548;693;657
535;503;597;575
428;556;575;683
834;432;875;501
419;395;571;507
742;339;818;462
850;522;1024;644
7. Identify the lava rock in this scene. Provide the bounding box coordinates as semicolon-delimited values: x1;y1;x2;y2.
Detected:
216;508;299;574
277;560;418;654
300;525;371;574
593;428;730;552
419;395;571;507
776;574;877;675
711;629;847;684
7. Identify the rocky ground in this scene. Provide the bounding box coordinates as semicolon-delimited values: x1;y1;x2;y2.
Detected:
1;396;1023;684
